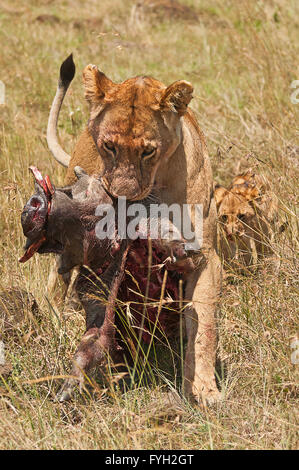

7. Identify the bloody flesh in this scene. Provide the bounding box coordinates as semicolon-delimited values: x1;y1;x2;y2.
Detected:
118;239;182;343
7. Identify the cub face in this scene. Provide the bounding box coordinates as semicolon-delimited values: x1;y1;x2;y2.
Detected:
216;190;256;239
215;170;278;266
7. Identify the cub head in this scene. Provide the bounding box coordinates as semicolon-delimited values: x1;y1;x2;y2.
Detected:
215;171;279;266
215;186;257;238
82;64;193;200
215;170;268;236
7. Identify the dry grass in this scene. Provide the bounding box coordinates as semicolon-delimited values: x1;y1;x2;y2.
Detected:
0;0;298;449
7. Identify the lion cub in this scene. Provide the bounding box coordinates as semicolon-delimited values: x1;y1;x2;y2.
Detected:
215;170;279;268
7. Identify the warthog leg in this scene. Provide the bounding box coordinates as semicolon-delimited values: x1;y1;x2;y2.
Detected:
56;243;130;402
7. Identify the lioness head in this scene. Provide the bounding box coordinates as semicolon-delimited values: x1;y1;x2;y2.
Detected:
82;64;193;200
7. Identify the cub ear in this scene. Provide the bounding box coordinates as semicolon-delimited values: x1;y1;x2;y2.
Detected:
250;194;264;205
82;64;115;105
160;80;193;115
233;182;260;201
214;185;228;207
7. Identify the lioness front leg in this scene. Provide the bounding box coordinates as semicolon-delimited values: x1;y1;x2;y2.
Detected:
183;249;222;406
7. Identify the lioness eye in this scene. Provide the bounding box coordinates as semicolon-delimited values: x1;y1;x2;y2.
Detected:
220;215;227;223
104;141;116;154
238;214;246;221
141;148;155;160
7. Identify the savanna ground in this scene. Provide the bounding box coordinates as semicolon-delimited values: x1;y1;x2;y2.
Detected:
0;0;298;450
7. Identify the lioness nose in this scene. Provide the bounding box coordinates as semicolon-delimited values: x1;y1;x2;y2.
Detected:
110;176;141;200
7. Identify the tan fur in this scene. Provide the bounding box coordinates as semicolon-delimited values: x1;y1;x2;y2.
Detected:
62;66;221;405
215;169;278;268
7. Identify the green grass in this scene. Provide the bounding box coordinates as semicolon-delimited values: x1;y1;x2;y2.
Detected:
0;0;298;449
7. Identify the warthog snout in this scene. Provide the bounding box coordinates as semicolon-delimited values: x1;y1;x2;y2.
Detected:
21;192;48;240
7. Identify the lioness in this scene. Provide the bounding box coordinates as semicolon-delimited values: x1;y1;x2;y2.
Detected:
46;54;222;405
215;170;279;268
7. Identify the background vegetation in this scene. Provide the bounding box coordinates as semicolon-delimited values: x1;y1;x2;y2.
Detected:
0;0;298;449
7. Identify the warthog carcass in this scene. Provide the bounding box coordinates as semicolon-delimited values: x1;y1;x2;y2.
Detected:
20;166;194;401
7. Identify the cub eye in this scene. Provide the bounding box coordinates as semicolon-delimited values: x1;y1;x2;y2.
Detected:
237;214;246;221
141;148;156;160
220;215;228;223
103;141;116;154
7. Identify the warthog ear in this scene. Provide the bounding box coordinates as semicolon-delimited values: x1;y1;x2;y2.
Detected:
74;166;87;179
160;80;193;115
83;64;115;105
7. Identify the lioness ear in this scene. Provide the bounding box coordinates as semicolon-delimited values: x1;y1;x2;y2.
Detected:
214;185;228;207
160;80;193;115
83;64;115;104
